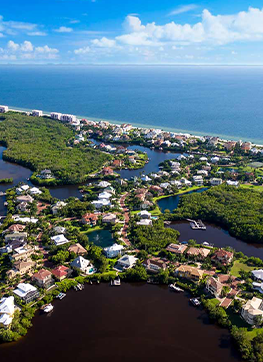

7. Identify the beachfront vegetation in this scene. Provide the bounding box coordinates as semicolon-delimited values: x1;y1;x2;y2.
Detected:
172;185;263;244
0;112;110;184
0;178;13;184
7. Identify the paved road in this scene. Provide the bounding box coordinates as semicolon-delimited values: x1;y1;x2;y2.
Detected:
119;193;131;246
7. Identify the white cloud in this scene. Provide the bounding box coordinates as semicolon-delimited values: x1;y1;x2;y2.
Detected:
54;26;73;33
74;46;91;54
168;4;198;16
35;45;58;54
7;40;19;51
91;37;116;47
27;31;47;36
20;41;34;52
3;41;59;61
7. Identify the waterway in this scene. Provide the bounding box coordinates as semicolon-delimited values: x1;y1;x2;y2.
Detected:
0;283;241;362
88;229;115;248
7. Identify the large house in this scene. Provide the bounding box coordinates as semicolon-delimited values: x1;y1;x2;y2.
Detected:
68;243;87;256
212;249;233;266
115;254;138;271
51;234;69;246
206;276;223;297
102;213;117;224
32;269;54;289
166;243;187;255
13;283;40;304
0;296;14;328
142;259;167;273
241;297;263;325
51;265;72;281
81;213;98;226
186;247;211;260
71;256;95;275
104;243;124;258
7;260;36;279
175;265;204;282
10;245;34;262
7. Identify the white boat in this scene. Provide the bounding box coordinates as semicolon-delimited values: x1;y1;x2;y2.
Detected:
43;303;54;313
190;298;201;306
111;277;121;286
169;284;183;292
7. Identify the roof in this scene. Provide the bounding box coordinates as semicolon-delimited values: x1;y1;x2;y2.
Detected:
176;265;204;278
52;265;69;278
243;297;263;316
187;247;211;258
0;296;14;316
7;224;26;233
68;243;87;255
207;277;223;292
166;243;187;254
213;249;233;260
33;269;52;281
13;283;37;298
117;254;138;267
104;243;124;252
82;213;98;221
51;234;69;246
252;269;263;281
71;256;90;270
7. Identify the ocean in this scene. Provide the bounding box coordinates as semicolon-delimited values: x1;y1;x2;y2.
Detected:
0;65;263;143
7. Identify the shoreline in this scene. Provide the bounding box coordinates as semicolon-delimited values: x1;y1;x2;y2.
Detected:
6;105;263;146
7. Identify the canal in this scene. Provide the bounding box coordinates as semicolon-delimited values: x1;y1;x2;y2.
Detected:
0;283;241;362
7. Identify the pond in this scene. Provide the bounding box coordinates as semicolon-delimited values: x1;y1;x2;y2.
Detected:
88;228;115;248
157;188;208;212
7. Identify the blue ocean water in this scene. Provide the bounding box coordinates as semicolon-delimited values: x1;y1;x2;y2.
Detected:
0;65;263;143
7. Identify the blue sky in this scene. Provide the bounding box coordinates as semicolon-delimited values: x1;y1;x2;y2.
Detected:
1;0;263;64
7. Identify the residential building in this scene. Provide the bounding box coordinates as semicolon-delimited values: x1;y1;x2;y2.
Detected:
0;105;8;113
51;234;69;246
252;269;263;282
142;259;167;273
5;224;26;233
0;296;14;328
241;142;252;152
16;195;34;203
226;180;239;187
5;232;28;243
81;213;98;226
92;199;111;209
186;247;211;260
50;112;62;120
40;169;52;179
7;260;35;279
51;265;72;281
212;249;233;265
193;175;204;186
241;297;263;325
53;226;66;234
225;141;237;151
206;277;223;297
71;256;95;275
136;219;153;226
138;210;151;219
115;254;138;271
32;269;54;288
175;265;204;282
11;245;34;262
102;213;117;224
32;110;43;117
102;167;114;176
13;283;40;304
210;178;223;186
104;243;124;258
166;243;187;255
60;114;77;123
68;243;87;256
51;201;67;214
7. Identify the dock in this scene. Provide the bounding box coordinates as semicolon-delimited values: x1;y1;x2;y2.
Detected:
187;219;206;230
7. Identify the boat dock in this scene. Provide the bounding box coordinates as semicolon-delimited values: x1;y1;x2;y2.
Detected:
187;219;206;230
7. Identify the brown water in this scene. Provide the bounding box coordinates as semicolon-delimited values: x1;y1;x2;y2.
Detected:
0;283;241;362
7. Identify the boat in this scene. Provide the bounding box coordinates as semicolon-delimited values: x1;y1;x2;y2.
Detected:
43;303;54;313
74;283;84;291
190;297;201;307
56;292;66;300
169;284;184;292
111;277;121;286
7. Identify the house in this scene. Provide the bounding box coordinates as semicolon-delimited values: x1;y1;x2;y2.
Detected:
32;269;54;289
0;105;8;113
71;256;95;275
186;247;211;260
16;195;34;204
40;169;52;179
98;181;111;188
32;110;43;117
51;112;62;120
29;187;42;195
11;245;34;262
7;260;35;279
53;226;66;234
112;159;123;168
212;249;233;266
12;216;38;224
142;259;167;273
104;243;124;258
68;243;87;256
98;191;112;200
159;182;171;190
52;201;67;214
252;269;263;282
193;175;204;186
92;199;111;209
51;234;69;246
17;201;30;212
81;213;98;226
241;297;263;325
206;277;223;297
60;114;77;123
102;213;117;224
13;283;40;304
6;224;26;233
225;141;237;151
102;167;114;176
0;296;14;328
211;156;220;163
166;243;187;255
51;265;72;281
241;142;252;152
5;232;28;243
16;184;30;194
138;210;151;219
226;180;239;187
115;254;138;271
136;219;152;226
175;265;204;282
210;178;223;186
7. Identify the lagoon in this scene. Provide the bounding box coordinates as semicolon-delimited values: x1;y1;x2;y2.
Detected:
157;188;207;212
88;229;115;248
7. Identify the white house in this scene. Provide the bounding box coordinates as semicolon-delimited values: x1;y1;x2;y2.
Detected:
180;178;192;187
51;234;69;246
137;219;153;226
210;178;223;186
71;256;95;275
52;201;67;214
51;112;62;120
226;180;239;187
0;105;8;113
29;187;42;195
211;156;220;163
98;191;112;200
104;243;124;258
252;269;263;281
13;283;39;304
160;182;171;189
115;254;138;271
92;199;111;209
0;296;14;328
98;181;111;188
102;213;117;224
241;297;263;325
141;175;152;182
12;215;38;224
193;175;204;186
32;110;43;117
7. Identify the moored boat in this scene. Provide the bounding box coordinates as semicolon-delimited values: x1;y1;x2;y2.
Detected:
190;297;201;306
42;303;54;313
169;284;184;292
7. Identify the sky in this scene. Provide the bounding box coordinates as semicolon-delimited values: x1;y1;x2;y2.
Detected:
1;0;263;64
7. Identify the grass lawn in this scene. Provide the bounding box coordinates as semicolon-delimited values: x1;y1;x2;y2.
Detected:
230;260;254;277
240;184;263;192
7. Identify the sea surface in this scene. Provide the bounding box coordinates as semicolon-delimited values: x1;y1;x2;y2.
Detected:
0;65;263;143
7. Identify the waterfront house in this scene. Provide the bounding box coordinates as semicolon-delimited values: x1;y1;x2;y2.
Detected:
136;219;153;226
166;243;187;255
5;232;28;243
241;297;263;325
241;142;252;151
115;254;138;271
13;283;40;304
193;175;204;186
212;249;233;266
51;234;69;246
16;195;34;204
40;169;53;179
5;224;26;233
102;213;117;224
175;265;204;282
92;199;111;209
60;114;77;123
0;296;14;328
7;260;35;279
102;167;114;176
104;243;124;258
206;277;223;297
138;210;151;219
32;269;54;289
98;181;111;188
51;201;67;214
16;184;30;194
142;258;167;273
17;201;30;212
81;213;98;226
29;187;42;195
68;243;87;256
0;105;8;113
224;141;237;151
210;178;223;186
252;270;263;282
98;191;112;200
226;180;239;187
71;256;95;275
112;159;123;168
186;247;211;260
31;110;43;117
51;265;72;281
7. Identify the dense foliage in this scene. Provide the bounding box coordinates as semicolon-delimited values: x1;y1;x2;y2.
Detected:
172;185;263;243
0;112;110;184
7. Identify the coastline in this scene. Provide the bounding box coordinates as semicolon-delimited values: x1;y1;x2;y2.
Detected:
7;105;263;146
